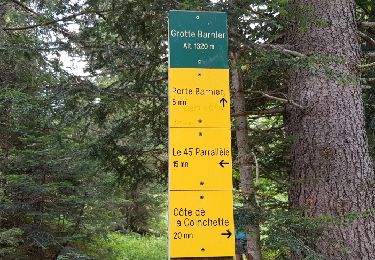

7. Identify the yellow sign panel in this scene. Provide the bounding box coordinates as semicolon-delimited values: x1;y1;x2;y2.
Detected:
169;127;232;191
169;190;235;258
169;68;230;128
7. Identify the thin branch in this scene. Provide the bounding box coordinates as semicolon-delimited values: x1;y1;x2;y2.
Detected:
357;31;375;46
3;9;110;31
265;33;285;44
95;12;107;21
262;92;305;109
124;91;167;99
358;62;375;69
258;44;306;57
262;124;285;132
239;42;305;58
359;21;375;29
149;76;168;83
107;89;167;99
252;152;259;186
361;78;375;82
365;52;375;58
234;106;285;117
10;0;38;15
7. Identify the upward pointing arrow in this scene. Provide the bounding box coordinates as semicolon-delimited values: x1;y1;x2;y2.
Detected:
220;98;228;108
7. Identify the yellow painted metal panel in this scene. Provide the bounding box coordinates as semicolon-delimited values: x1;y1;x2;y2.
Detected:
169;190;235;258
169;68;230;128
169;127;232;190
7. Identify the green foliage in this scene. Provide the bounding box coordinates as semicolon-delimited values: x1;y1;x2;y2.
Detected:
262;211;325;260
356;0;372;14
0;228;23;257
177;0;212;10
1;0;375;259
85;232;167;260
358;0;375;162
1;3;118;258
0;80;111;258
112;185;167;235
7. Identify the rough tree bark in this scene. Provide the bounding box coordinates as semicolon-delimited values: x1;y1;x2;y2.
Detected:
285;0;375;259
231;51;262;260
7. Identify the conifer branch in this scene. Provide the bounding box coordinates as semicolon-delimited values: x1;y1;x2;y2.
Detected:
357;31;375;46
3;10;110;31
10;0;38;15
125;91;167;99
265;33;285;44
261;92;305;109
359;21;375;29
234;106;285;117
364;52;375;58
361;77;375;82
358;62;375;69
115;90;167;99
258;44;306;57
240;43;305;57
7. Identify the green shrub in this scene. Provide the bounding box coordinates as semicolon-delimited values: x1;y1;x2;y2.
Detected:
86;232;167;260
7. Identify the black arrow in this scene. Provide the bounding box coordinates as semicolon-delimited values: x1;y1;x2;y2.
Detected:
220;98;228;108
221;229;232;238
219;160;229;168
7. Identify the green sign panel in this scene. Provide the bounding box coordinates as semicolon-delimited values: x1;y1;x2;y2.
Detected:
169;10;228;69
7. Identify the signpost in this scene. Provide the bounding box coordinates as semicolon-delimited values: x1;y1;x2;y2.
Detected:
170;191;234;257
168;11;228;69
169;68;230;128
169;127;232;190
169;10;234;260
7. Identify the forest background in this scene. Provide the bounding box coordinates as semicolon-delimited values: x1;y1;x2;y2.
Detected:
1;0;375;259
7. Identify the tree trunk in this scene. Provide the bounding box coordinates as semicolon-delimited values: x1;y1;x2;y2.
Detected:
230;51;262;260
285;0;375;259
0;2;15;158
0;2;12;192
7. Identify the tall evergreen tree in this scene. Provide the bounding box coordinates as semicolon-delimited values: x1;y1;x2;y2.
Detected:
285;0;375;258
0;1;116;258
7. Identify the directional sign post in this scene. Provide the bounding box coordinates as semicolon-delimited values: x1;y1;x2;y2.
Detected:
168;10;234;259
170;191;234;257
169;127;232;190
169;68;230;128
